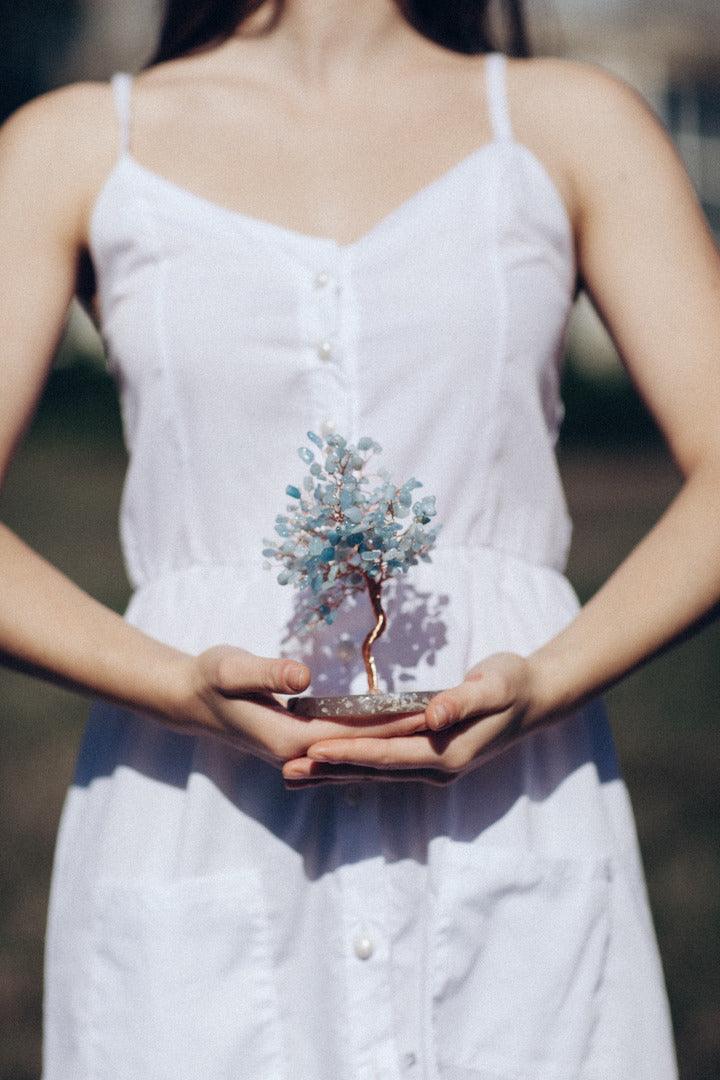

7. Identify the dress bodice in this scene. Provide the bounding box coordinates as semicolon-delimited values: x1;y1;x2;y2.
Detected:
90;54;576;603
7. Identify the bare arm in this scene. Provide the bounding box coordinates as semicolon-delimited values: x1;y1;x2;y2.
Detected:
527;59;720;719
0;85;192;719
289;60;720;781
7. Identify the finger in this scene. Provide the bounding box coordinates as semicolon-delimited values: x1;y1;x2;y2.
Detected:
204;691;307;761
303;710;514;772
298;709;429;744
302;734;454;772
211;647;310;696
425;670;513;731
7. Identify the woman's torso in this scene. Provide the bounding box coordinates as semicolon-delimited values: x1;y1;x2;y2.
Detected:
88;50;578;688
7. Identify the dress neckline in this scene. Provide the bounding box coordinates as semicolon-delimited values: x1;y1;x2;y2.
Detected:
110;139;503;253
90;138;574;273
93;50;574;256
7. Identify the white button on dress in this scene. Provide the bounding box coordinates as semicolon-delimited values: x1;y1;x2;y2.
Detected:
316;338;333;361
352;931;375;961
41;53;679;1080
314;269;331;288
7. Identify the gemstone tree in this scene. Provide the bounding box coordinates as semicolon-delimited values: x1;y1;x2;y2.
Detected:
263;431;439;695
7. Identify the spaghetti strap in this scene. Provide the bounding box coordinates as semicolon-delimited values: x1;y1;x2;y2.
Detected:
485;52;513;142
109;71;133;156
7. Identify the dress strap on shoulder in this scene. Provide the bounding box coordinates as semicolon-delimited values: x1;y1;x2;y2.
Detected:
109;71;133;155
484;52;513;143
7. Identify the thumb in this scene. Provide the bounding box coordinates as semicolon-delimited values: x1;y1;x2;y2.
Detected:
425;659;515;731
203;645;310;696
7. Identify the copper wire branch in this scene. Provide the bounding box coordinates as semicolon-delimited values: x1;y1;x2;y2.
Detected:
362;575;387;692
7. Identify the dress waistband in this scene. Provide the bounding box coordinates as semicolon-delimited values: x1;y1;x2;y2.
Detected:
127;541;571;598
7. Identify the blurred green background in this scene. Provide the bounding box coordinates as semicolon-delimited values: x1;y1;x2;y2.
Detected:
1;3;719;1079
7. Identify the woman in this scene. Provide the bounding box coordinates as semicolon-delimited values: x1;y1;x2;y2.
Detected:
1;0;716;1075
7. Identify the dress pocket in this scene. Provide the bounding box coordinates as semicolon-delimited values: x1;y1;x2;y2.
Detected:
86;869;286;1080
429;844;611;1080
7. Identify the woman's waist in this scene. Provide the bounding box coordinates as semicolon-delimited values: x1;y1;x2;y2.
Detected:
123;544;580;685
122;499;573;594
127;540;572;602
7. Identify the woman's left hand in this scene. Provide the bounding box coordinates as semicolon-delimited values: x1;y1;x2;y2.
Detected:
282;652;550;788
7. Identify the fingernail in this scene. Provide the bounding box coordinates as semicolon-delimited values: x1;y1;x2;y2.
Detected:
287;665;307;691
429;704;448;728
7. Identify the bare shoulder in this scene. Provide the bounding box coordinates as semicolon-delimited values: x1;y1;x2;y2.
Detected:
0;81;120;245
506;55;688;225
507;54;669;144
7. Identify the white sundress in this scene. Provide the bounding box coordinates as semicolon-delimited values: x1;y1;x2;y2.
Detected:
42;52;679;1080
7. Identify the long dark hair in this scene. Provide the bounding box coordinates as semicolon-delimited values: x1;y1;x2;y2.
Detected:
148;1;531;67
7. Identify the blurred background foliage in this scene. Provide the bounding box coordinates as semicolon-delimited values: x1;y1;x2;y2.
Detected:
0;3;719;1079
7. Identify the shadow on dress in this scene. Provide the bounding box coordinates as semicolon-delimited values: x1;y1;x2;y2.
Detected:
278;577;450;696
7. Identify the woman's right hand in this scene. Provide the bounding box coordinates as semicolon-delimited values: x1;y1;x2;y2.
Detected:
167;644;428;769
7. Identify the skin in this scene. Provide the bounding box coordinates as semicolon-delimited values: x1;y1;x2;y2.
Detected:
2;1;720;792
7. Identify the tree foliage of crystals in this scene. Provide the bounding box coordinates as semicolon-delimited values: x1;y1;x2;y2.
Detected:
263;431;439;631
